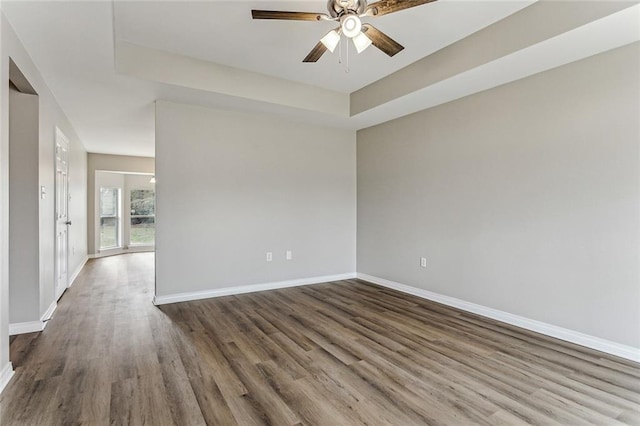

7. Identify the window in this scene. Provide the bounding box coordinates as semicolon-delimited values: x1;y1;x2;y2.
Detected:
130;189;155;246
100;188;120;249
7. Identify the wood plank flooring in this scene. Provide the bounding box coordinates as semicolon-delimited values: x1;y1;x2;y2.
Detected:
1;253;639;425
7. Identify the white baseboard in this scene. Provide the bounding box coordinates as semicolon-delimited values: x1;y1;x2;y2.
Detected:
124;245;155;254
357;273;640;363
41;300;57;322
0;362;14;395
10;300;57;336
68;256;88;287
90;247;154;259
9;320;45;336
153;273;357;306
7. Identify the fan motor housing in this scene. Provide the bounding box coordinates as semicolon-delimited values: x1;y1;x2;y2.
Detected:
328;0;367;18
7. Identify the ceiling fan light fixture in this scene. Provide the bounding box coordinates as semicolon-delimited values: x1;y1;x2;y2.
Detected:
341;14;362;38
320;29;341;53
352;31;372;53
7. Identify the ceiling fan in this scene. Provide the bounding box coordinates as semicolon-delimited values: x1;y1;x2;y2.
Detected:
252;0;437;63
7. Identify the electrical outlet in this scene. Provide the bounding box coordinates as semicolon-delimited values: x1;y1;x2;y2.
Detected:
420;257;427;268
266;252;273;262
286;250;292;261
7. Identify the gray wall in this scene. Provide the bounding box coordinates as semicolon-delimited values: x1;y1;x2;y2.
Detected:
8;87;39;323
0;12;88;373
357;43;640;348
87;153;154;255
0;2;8;376
155;101;356;297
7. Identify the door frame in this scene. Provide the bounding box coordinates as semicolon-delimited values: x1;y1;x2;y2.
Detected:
54;127;70;301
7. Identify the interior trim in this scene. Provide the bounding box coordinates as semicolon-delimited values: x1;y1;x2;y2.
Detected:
68;256;89;287
9;321;45;336
153;273;358;305
40;300;57;322
0;362;15;395
10;300;58;336
90;246;154;259
357;273;640;363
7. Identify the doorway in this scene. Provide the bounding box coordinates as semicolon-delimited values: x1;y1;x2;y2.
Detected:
8;59;40;327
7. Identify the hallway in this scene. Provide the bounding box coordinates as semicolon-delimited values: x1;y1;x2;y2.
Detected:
2;253;158;424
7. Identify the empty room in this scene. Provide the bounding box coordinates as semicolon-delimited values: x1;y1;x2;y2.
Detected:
0;0;638;424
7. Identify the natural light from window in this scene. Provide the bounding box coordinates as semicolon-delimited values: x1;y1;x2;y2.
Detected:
130;189;155;246
99;187;120;249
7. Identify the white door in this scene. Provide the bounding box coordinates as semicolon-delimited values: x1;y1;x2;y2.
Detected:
55;129;70;301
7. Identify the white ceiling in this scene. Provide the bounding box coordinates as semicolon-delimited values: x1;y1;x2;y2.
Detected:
114;0;533;93
1;1;637;158
2;0;159;156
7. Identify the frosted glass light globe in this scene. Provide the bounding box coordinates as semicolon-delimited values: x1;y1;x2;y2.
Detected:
341;15;362;38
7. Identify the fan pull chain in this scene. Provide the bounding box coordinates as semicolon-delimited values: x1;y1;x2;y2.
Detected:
336;35;349;73
345;37;350;74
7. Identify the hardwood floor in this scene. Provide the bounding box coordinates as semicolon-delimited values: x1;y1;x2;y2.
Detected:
1;253;639;425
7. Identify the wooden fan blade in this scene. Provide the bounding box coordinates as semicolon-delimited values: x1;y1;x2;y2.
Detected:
303;41;328;63
251;10;330;21
364;0;437;17
362;24;404;57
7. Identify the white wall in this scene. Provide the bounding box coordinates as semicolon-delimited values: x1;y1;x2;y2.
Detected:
155;101;356;298
357;44;640;348
0;12;88;386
